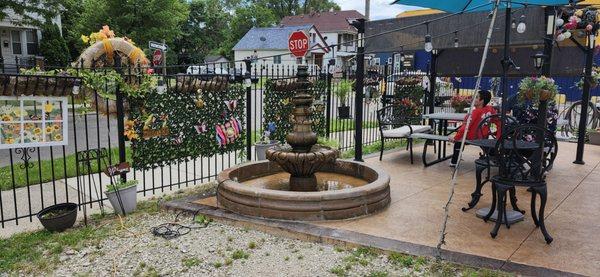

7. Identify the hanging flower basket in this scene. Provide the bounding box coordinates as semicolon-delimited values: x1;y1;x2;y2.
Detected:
518;76;558;104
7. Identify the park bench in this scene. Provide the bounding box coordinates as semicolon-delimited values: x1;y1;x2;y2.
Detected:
409;133;454;166
377;105;432;163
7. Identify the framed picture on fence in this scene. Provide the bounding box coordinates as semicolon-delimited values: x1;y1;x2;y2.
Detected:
0;96;69;149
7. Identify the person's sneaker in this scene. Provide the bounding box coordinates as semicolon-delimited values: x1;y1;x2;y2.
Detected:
449;162;457;167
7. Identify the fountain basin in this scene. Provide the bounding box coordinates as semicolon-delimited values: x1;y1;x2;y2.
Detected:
216;160;391;221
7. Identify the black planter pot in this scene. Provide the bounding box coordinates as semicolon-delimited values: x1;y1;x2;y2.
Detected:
37;203;78;232
338;106;351;119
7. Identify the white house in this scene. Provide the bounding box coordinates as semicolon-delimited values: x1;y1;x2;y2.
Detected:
1;6;62;71
280;10;364;71
233;25;329;73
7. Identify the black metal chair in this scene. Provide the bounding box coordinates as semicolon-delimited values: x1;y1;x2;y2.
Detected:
485;124;558;244
376;105;432;162
463;114;522;212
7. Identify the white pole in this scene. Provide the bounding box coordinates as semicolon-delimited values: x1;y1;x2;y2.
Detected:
436;0;502;258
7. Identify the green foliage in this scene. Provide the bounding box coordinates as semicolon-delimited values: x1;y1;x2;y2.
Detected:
262;79;326;143
518;76;558;104
105;180;138;192
231;249;250;260
248;241;257;249
39;23;70;67
334;79;354;106
317;137;339;149
329;265;347;276
0;0;63;26
129;82;246;169
388;252;414;267
182;257;201;267
194;214;212;225
368;271;389;277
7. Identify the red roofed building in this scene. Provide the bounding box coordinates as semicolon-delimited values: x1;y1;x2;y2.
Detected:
280;10;365;70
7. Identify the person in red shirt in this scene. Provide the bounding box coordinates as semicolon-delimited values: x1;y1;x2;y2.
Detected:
449;90;496;166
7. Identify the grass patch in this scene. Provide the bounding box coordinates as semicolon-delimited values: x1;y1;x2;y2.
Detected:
368;271;389;277
329;265;347;276
388;252;415;268
329;119;378;133
182;257;201;267
0;147;132;191
224;258;233;266
231;249;249;260
212;262;222;268
248;241;256;249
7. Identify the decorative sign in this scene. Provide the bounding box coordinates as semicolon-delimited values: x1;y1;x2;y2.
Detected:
0;96;69;149
152;49;163;66
288;31;310;57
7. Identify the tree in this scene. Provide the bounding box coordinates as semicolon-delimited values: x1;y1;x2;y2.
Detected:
172;0;232;64
73;0;189;59
227;3;278;55
0;0;65;26
39;23;70;66
252;0;340;20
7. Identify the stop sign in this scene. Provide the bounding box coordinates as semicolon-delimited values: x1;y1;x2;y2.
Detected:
288;31;309;57
152;49;163;66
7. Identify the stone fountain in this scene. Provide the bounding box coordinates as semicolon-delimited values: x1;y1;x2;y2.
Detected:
217;66;391;221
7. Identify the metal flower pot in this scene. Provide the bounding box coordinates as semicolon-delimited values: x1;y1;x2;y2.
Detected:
37;202;78;232
589;131;600;145
338;106;351;119
255;141;279;161
105;185;137;215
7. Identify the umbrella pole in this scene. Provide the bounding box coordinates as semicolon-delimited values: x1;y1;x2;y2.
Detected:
437;0;502;258
501;2;512;116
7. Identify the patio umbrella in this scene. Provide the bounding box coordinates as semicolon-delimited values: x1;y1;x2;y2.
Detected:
392;0;575;115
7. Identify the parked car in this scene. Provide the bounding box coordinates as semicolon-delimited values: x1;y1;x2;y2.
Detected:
186;65;229;75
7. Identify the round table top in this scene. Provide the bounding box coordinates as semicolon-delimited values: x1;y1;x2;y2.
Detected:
467;139;540;149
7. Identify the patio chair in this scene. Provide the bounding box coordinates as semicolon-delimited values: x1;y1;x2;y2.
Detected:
463;114;522;212
485;124;558;244
376;105;432;162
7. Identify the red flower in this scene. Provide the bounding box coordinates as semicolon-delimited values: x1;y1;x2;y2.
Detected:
146;68;154;75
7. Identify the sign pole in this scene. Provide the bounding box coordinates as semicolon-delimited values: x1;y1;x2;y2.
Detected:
162;39;167;76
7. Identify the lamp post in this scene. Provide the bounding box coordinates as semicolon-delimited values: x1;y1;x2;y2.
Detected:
531;52;547;75
574;33;595;165
530;52;548;131
349;18;366;162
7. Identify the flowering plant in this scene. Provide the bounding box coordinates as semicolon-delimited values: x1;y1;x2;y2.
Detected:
518;76;558;103
258;122;277;144
450;95;472;112
81;25;117;46
576;66;600;89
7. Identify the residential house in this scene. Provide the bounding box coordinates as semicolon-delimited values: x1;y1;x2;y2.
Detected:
280;10;364;71
233;25;329;73
1;7;62;72
204;55;230;71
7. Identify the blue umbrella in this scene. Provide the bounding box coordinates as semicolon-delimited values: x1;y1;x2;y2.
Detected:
392;0;575;115
392;0;575;13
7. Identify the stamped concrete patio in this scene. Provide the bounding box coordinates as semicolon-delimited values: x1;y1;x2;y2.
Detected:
180;141;600;276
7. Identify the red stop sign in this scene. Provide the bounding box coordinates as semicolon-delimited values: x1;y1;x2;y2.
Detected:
288;31;309;57
152;49;163;66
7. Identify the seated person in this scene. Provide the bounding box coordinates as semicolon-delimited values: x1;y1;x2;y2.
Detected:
449;90;496;166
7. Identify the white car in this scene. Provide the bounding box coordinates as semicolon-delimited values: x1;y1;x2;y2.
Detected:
186;66;229;75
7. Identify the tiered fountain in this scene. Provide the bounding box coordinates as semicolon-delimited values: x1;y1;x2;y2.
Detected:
217;66;390;220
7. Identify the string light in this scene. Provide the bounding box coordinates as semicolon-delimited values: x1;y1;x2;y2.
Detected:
517;15;527;33
453;31;459;48
400;46;405;62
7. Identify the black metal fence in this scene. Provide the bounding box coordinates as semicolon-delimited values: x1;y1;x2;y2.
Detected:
0;60;458;228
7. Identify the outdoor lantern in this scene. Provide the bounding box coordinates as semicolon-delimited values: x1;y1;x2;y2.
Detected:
424;34;433;52
156;78;167;94
531;52;547;70
511;18;517;29
517;15;527;34
400;52;405;62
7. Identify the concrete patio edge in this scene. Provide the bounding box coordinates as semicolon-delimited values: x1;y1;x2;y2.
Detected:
163;195;584;277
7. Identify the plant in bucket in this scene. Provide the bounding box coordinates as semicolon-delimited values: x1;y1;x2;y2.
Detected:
37;202;78;232
518;76;558;104
589;127;600;145
105;179;138;215
255;122;278;160
334;79;354;119
450;94;472;113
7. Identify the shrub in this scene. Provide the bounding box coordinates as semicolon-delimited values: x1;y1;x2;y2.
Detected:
39;23;70;67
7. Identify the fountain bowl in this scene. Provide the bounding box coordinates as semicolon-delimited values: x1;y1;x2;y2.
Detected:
216;160;391;221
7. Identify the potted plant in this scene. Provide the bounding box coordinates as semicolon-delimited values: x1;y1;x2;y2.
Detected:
518;76;558;103
255;122;278;160
105;180;138;215
37;202;78;232
450;95;472;113
576;66;600;90
335;79;354;119
589;128;600;145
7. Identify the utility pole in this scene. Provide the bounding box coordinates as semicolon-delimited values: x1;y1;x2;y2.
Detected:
365;0;371;21
351;18;366;162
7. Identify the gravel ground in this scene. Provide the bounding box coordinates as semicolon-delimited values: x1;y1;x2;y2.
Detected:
50;211;431;277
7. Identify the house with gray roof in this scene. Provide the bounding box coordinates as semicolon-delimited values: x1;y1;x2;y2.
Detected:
233;24;329;72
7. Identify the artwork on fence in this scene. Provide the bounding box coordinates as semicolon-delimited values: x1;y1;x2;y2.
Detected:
0;96;69;149
393;76;426;116
128;76;245;169
262;78;326;142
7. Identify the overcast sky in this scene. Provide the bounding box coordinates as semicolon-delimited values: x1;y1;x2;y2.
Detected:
333;0;422;20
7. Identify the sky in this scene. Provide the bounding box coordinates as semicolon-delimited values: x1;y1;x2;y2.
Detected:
333;0;422;20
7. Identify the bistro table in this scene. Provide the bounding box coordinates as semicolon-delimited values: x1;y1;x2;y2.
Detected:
416;112;467;166
465;138;540;224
